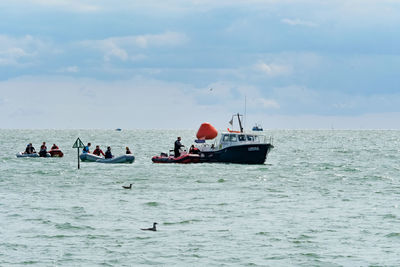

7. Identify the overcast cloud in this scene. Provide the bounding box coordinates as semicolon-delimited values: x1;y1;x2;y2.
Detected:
1;0;399;129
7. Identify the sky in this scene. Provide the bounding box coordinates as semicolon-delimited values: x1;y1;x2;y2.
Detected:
1;0;400;129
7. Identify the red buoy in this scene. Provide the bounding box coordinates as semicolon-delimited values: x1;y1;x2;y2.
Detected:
196;123;218;140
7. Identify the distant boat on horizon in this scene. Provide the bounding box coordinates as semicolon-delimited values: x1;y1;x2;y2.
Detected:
115;128;122;131
252;123;263;131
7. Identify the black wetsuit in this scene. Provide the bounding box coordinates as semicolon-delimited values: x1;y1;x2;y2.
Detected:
25;146;35;154
39;145;47;157
105;150;113;159
174;140;183;158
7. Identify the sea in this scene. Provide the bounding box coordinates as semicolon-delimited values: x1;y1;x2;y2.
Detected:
1;129;399;266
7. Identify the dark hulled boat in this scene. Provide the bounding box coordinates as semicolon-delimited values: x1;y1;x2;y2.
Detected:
150;114;273;164
198;135;273;164
195;114;274;164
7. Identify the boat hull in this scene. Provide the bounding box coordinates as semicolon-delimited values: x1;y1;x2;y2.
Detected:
199;143;273;164
80;153;135;164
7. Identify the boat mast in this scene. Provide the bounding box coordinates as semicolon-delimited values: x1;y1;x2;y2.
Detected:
237;113;243;133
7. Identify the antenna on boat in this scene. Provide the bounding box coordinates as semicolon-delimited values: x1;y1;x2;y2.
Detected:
244;95;247;131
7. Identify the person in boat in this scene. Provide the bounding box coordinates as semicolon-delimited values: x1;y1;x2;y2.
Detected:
126;147;132;154
39;142;47;157
105;146;113;159
93;145;105;157
51;144;59;150
174;137;184;158
189;145;200;154
24;143;36;154
83;143;91;153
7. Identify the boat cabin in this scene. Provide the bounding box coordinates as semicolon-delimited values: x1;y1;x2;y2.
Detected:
221;133;260;143
196;132;266;152
218;132;264;148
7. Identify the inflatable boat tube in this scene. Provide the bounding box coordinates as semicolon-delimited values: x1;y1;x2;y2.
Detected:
80;153;135;164
96;155;135;164
16;152;51;158
49;149;64;157
16;152;39;158
152;153;200;164
80;153;103;162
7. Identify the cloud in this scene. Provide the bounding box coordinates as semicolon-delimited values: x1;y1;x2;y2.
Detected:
0;76;226;129
0;48;28;66
253;112;400;129
85;32;188;49
2;75;400;129
270;85;322;113
192;82;280;113
80;32;188;62
0;0;399;130
254;98;280;109
134;32;188;48
0;35;48;66
268;84;400;117
281;18;317;27
24;0;100;12
0;97;8;106
58;66;79;73
104;45;129;61
254;62;292;76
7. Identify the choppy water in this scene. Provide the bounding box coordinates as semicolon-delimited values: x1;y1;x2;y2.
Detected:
1;129;400;266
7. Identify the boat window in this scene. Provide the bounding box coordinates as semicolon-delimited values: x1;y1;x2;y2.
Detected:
222;134;230;142
238;135;246;141
254;135;259;142
247;135;254;141
229;134;238;142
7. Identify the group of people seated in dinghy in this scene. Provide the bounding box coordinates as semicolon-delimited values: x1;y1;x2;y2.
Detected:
82;143;132;159
23;142;62;157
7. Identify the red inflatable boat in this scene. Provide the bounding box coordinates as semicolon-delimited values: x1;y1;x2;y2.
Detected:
49;149;64;157
152;153;200;164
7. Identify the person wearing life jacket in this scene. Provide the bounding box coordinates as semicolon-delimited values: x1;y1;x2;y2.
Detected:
51;144;59;150
126;147;132;154
39;142;47;157
174;137;184;158
105;146;113;159
83;143;91;153
189;145;200;154
93;145;105;157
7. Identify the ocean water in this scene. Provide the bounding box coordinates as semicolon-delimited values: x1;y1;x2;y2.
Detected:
1;129;400;266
